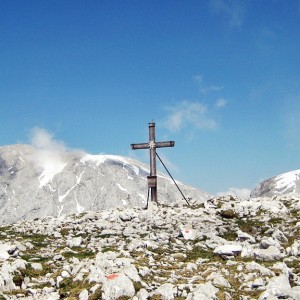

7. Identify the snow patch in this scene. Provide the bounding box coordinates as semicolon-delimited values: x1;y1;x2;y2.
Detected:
275;170;300;193
58;183;77;202
38;162;67;188
48;184;56;192
57;204;64;218
80;154;129;166
116;183;128;192
124;164;139;176
75;196;85;214
76;170;85;184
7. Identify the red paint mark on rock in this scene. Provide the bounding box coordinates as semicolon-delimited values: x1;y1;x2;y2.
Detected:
106;273;119;280
185;230;190;234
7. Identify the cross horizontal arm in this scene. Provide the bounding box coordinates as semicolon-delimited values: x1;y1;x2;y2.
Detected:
131;141;175;150
131;143;149;150
155;141;175;148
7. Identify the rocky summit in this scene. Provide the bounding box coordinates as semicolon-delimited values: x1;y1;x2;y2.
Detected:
0;144;209;225
251;169;300;198
0;194;300;300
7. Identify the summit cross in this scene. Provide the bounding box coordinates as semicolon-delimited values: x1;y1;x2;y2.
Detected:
131;122;175;203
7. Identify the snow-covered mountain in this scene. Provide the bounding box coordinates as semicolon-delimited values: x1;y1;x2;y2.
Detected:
251;169;300;198
0;144;210;225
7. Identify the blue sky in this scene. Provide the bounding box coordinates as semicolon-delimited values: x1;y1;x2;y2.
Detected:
1;0;300;197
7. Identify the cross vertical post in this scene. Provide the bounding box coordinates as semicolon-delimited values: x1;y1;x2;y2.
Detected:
131;122;175;204
149;122;157;202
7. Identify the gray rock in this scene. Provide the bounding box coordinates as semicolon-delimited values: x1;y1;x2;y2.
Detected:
259;274;293;299
213;244;242;257
186;281;219;300
287;241;300;256
123;265;141;282
101;273;135;300
259;237;281;249
66;236;82;248
61;270;70;278
178;225;198;240
0;249;9;260
136;288;150;300
237;230;256;243
252;277;265;289
87;265;106;283
151;283;176;300
79;289;89;300
31;262;43;271
245;261;274;276
254;246;284;261
206;272;231;288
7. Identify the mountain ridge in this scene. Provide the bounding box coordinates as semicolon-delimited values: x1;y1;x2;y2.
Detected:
0;144;210;225
251;169;300;198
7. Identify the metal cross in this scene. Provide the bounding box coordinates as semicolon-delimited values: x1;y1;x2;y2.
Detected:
131;122;175;203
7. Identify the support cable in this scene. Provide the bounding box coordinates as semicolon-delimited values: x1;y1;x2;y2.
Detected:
156;152;190;206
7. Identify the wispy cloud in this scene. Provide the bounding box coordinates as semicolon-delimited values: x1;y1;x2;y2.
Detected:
27;128;84;186
30;127;67;154
215;98;227;109
283;93;300;149
162;100;217;133
209;0;245;29
193;75;224;95
162;74;228;135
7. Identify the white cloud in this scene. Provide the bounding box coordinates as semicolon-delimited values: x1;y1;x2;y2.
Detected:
216;187;251;199
27;128;84;187
209;0;245;28
163;100;217;132
193;75;224;95
215;98;227;108
30;127;67;154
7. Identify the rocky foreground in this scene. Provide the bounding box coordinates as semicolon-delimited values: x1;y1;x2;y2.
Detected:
0;195;300;300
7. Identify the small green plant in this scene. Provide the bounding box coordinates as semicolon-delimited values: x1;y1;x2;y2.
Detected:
88;287;102;300
185;246;215;261
59;277;94;299
60;228;70;236
235;219;263;234
220;229;238;241
62;249;95;260
21;263;52;278
219;209;237;219
102;246;117;253
133;281;143;292
12;273;24;287
269;217;284;225
149;295;163;300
